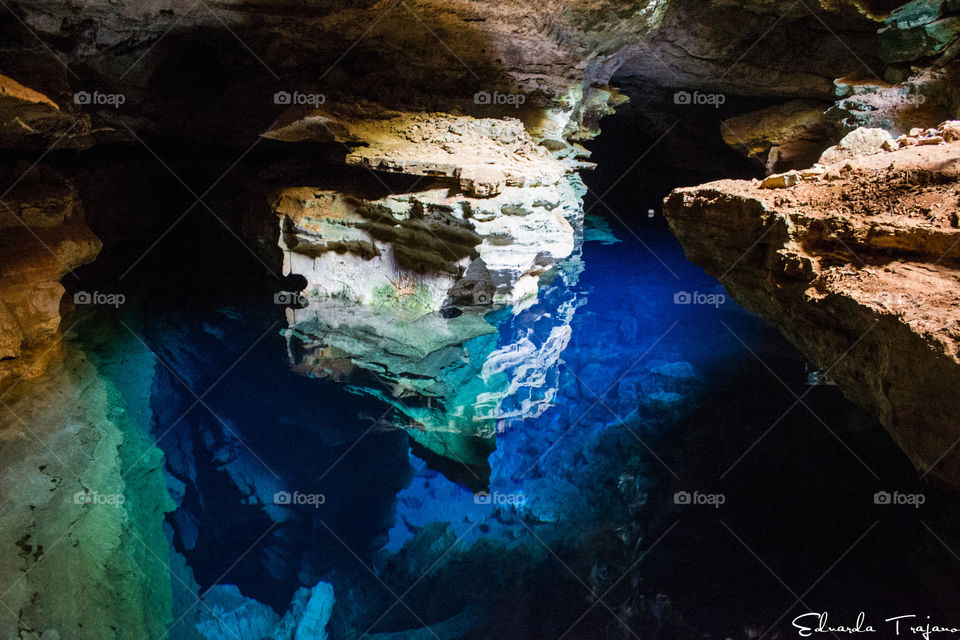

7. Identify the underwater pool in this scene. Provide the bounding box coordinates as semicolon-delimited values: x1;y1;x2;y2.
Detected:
31;115;960;640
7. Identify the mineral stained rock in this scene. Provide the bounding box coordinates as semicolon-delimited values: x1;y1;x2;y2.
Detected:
0;163;101;391
0;74;94;149
268;103;585;311
664;125;960;490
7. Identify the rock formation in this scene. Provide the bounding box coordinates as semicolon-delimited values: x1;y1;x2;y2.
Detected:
721;100;832;174
194;582;335;640
664;123;960;490
0;74;94;149
269;108;583;310
2;0;960;636
0;318;174;640
0;159;101;391
281;254;584;470
2;0;951;390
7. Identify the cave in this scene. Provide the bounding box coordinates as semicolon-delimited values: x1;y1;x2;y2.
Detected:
2;1;960;639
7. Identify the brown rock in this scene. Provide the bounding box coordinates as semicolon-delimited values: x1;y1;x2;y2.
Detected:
761;171;800;189
0;165;101;391
664;138;960;491
940;121;960;141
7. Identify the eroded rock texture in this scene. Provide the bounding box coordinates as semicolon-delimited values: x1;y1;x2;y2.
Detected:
664;129;960;490
0;323;174;640
0;161;101;390
270;112;582;309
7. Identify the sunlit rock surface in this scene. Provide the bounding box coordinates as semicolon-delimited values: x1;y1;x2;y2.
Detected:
263;108;583;196
0;163;101;390
664;127;960;491
0;74;94;149
268;105;585;311
274;181;578;310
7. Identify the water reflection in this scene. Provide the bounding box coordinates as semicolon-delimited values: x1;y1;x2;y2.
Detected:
264;226;708;636
281;253;586;477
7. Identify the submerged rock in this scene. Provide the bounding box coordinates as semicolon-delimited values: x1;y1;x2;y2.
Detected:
0;321;175;640
281;257;583;468
194;581;335;640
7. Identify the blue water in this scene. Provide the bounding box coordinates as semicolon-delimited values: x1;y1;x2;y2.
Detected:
67;127;960;638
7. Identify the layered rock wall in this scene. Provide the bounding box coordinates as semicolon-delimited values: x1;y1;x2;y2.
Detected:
664;128;960;489
0;159;101;391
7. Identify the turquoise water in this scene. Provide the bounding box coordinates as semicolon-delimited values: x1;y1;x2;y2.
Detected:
97;215;950;639
59;126;960;638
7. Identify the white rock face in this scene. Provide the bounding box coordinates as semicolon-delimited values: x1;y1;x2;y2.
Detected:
269;107;585;313
819;127;893;164
275;176;580;313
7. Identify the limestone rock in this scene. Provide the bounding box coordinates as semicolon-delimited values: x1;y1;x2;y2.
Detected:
0;74;94;149
884;0;945;30
819;126;893;163
823;66;957;140
941;119;960;140
761;171;801;189
619;1;889;98
0;164;101;390
722;100;830;173
282;256;583;469
879;13;960;63
263;107;569;197
664;136;960;491
0;335;175;640
196;586;281;640
194;581;335;640
273;177;578;311
292;582;335;640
